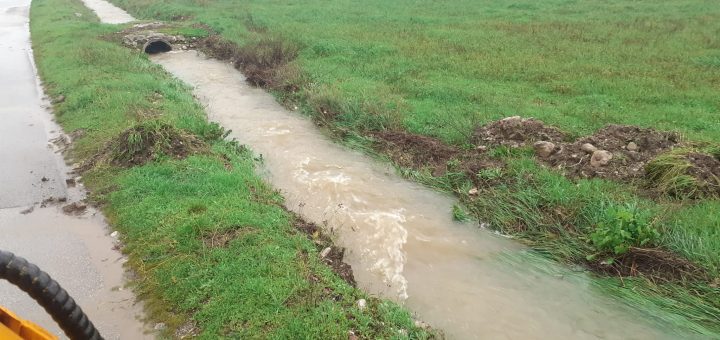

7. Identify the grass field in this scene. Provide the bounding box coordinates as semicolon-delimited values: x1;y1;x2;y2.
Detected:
107;0;720;335
29;0;432;337
113;0;720;144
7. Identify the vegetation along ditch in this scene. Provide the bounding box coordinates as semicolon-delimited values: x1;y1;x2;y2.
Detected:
107;0;720;337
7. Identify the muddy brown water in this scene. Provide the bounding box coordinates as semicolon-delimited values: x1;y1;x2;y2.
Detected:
151;51;687;339
0;0;149;338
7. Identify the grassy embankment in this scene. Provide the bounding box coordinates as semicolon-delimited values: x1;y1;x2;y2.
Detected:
30;0;432;338
109;0;720;335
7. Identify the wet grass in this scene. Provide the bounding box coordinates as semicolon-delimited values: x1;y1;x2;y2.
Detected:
112;0;720;143
106;0;720;335
30;0;432;338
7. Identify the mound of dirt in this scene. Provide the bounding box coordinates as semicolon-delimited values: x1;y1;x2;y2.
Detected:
542;125;681;181
588;247;707;283
473;116;567;148
371;130;459;174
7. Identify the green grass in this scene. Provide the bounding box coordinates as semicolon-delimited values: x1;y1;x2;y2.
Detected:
30;0;431;338
112;0;720;144
90;0;720;335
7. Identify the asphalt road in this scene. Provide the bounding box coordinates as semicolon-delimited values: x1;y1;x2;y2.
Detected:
0;0;149;338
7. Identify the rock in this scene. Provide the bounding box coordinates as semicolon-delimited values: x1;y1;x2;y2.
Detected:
357;299;367;311
65;178;76;187
533;141;556;158
110;231;119;238
153;322;166;331
627;141;638;151
41;177;49;182
580;143;597;153
468;188;479;195
414;320;430;330
500;115;522;123
476;145;488;152
590;150;613;167
319;247;332;258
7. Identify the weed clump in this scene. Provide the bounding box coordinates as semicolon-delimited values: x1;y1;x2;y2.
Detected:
588;203;659;257
235;38;301;88
645;149;720;199
585;203;707;281
200;35;303;90
88;121;207;168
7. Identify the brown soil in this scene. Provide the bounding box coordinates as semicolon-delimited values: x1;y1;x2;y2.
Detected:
588;247;708;283
293;216;355;286
543;125;681;181
371;130;503;186
371;130;459;173
686;153;720;198
473;116;567;148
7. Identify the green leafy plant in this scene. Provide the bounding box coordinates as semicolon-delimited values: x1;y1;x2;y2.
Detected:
477;167;503;181
589;203;660;257
452;204;470;222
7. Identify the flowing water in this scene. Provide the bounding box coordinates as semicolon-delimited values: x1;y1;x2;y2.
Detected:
150;51;685;339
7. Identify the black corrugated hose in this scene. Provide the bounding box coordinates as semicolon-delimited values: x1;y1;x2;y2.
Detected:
0;250;103;340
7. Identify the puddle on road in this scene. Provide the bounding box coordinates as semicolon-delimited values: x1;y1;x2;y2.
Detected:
151;50;686;339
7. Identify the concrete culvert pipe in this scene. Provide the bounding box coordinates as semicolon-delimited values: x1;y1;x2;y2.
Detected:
144;40;172;54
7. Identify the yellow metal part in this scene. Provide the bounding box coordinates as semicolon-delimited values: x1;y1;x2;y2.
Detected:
0;306;58;340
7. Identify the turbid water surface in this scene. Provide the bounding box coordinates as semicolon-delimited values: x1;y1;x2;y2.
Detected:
150;50;686;339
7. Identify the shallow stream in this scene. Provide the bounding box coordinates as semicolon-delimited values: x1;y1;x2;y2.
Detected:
150;50;683;339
